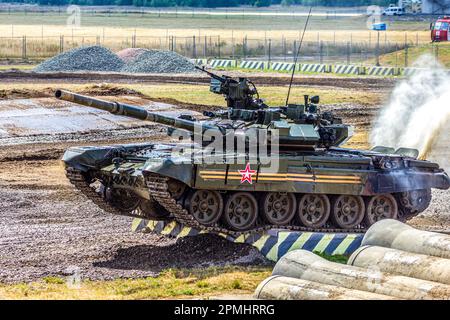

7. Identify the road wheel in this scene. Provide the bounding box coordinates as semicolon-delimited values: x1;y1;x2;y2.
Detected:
187;190;223;226
297;194;331;228
364;194;398;226
223;192;258;231
395;189;431;221
331;195;365;229
261;192;296;226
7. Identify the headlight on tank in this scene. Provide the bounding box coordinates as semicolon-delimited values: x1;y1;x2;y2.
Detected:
379;157;403;170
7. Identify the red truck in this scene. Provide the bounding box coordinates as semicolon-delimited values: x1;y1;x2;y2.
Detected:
432;17;450;42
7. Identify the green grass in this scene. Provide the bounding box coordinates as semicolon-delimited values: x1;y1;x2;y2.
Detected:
375;42;450;68
130;83;383;107
0;253;355;300
314;252;349;264
42;276;66;285
0;81;383;107
0;266;271;300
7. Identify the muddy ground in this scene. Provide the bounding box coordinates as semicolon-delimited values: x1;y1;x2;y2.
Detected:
0;78;448;284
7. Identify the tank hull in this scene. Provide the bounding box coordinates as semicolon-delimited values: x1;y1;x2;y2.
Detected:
64;144;449;194
62;142;450;235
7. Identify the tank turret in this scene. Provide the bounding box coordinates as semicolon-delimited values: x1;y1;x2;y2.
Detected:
56;80;352;151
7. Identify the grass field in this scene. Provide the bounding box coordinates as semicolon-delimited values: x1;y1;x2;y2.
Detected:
0;12;434;33
377;42;450;68
0;12;433;42
0;64;35;70
0;12;437;62
0;82;384;107
0;266;271;299
0;253;350;299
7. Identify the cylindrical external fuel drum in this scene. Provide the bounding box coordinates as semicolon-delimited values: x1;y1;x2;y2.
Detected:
272;250;450;300
255;276;398;300
362;219;450;259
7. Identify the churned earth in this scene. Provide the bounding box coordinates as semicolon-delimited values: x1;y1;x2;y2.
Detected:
0;163;269;283
0;90;271;284
0;79;448;284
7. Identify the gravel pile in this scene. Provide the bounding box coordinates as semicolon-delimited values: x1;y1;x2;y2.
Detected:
34;46;124;73
121;50;198;74
116;48;154;63
33;46;197;74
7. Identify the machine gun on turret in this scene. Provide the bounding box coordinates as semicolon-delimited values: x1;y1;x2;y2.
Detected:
195;66;267;112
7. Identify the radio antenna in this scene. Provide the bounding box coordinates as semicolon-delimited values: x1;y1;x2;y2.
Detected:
285;7;313;106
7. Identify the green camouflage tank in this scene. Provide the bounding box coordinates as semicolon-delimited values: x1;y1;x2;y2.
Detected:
56;69;450;236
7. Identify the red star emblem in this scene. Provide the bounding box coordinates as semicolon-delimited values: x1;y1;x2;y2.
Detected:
239;163;257;184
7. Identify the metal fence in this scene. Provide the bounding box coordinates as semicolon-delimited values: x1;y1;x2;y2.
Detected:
0;34;444;67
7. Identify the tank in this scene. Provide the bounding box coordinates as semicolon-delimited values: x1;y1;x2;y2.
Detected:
55;69;450;236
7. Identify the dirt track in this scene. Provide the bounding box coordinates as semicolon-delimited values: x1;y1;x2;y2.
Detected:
0;70;396;90
0;80;448;284
0;162;269;283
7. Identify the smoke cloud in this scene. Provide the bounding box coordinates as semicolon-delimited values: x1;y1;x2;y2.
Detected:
370;55;450;171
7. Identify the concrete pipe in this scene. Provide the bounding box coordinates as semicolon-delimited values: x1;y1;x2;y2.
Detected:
348;245;450;285
362;219;450;259
272;250;450;300
255;276;397;300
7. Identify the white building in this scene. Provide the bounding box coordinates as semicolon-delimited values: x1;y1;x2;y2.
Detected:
420;0;450;14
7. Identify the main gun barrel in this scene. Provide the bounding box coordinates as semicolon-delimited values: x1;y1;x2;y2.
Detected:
55;90;216;133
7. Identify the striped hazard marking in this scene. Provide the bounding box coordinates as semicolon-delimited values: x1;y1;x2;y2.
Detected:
270;62;297;72
334;65;364;75
239;60;266;70
210;59;236;68
368;66;400;76
402;67;426;77
299;64;331;73
132;219;364;262
190;58;208;66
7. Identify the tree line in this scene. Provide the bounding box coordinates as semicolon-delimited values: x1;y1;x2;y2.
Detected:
1;0;391;8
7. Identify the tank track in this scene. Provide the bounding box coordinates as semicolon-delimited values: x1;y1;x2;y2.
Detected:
66;167;146;219
67;167;428;237
145;173;367;237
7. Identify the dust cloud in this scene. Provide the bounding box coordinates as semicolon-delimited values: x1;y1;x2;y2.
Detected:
370;55;450;171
